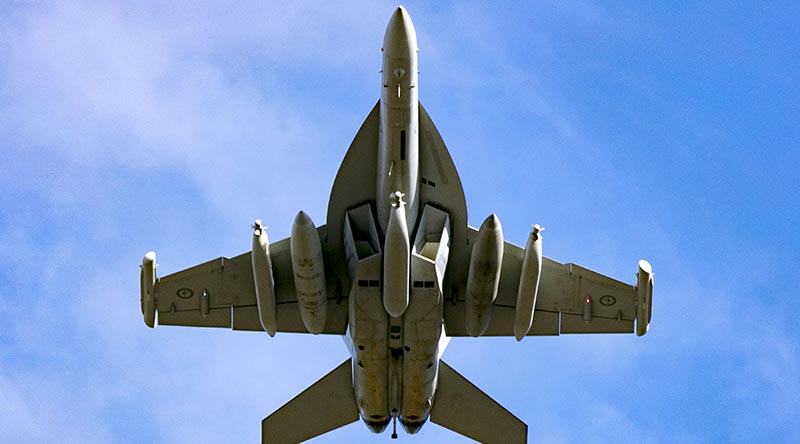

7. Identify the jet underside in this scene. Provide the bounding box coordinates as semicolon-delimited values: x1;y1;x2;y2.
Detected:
139;6;653;444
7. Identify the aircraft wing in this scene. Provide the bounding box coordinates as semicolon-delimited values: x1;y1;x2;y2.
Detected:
443;229;639;337
145;226;349;335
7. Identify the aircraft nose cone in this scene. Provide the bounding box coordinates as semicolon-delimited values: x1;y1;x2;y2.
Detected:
393;5;408;20
383;5;417;57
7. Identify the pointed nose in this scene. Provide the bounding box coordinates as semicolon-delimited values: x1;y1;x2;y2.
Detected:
294;210;312;226
482;213;501;231
383;5;417;58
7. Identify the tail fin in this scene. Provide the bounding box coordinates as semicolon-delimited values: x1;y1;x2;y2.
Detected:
430;360;527;444
262;359;359;444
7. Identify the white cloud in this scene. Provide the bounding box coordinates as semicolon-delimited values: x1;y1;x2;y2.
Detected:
0;373;38;442
0;1;388;228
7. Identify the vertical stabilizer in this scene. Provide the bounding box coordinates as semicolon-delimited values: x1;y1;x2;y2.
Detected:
262;359;359;444
430;360;527;444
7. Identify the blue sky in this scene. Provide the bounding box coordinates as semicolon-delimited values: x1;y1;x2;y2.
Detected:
1;1;798;443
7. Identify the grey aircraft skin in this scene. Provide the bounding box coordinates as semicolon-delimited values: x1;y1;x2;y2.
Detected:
140;6;654;444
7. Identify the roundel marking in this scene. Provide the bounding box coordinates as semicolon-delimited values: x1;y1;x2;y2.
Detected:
599;295;616;306
177;288;194;299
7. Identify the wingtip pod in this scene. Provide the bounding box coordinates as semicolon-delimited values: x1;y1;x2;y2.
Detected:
636;260;653;336
141;251;157;328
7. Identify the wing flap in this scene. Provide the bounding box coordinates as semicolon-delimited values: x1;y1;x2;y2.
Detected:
561;313;633;334
483;308;560;336
231;305;259;331
444;306;560;337
158;307;232;328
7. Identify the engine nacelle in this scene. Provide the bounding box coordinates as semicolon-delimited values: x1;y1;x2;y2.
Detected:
252;220;278;336
343;204;390;431
514;225;543;341
636;260;654;336
291;211;328;334
465;214;504;337
140;251;157;328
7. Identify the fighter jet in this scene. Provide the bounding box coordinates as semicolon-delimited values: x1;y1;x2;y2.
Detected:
140;6;653;444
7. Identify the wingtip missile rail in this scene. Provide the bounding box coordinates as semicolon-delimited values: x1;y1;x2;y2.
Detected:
140;251;157;328
636;259;654;336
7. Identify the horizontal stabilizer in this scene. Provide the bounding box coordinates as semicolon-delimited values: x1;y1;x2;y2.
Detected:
430;360;527;444
262;359;358;444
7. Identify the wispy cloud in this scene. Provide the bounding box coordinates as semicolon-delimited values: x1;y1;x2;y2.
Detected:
0;1;395;228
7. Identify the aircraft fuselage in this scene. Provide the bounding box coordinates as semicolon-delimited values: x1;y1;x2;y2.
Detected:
348;6;443;435
377;5;420;232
